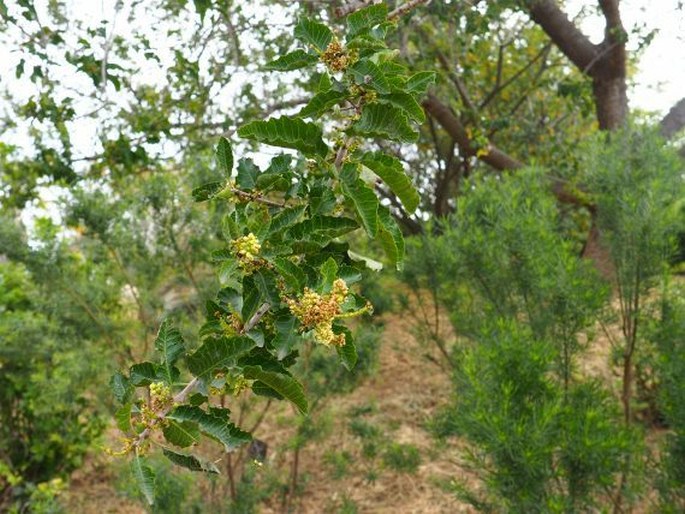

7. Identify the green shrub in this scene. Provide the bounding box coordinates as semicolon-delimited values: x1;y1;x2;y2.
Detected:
382;443;421;474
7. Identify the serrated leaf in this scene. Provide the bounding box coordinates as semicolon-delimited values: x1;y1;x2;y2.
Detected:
241;279;262;323
131;455;155;505
192;181;224;202
286;215;359;240
334;326;358;371
361;152;420;213
294;17;332;52
346;34;388;51
110;371;133;404
268;205;306;236
379;92;425;123
340;163;379;237
405;71;437;95
348;59;390;95
298;90;348;119
238;117;328;158
129;362;160;386
347;3;388;38
186;336;254;379
168;405;251;450
377;206;405;270
216;137;233;177
236;158;259;190
243;365;308;414
265;49;318;71
162;420;201;448
309;183;337;215
318;72;332;92
339;264;363;284
350;103;418;143
320;257;338;291
162;449;220;474
115;403;132;432
252;381;285;400
272;315;299;359
155;320;185;384
274;258;306;290
218;258;241;290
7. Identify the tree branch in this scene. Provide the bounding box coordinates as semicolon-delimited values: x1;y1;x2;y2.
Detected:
660;97;685;140
130;302;272;450
423;93;592;209
422;94;524;170
334;0;377;17
526;0;599;73
388;0;431;20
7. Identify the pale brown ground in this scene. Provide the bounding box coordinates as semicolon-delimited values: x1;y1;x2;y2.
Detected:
60;288;666;514
61;299;476;514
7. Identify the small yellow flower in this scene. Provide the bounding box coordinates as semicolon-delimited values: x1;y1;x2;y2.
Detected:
231;233;263;272
285;279;350;346
321;39;353;72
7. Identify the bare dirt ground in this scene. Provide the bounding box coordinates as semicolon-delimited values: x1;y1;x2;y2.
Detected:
61;302;477;514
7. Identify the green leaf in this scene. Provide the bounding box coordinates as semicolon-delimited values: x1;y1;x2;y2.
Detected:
186;336;254;379
377;206;405;270
131;455;156;505
115;403;132;432
193;0;211;22
348;59;390;95
361;152;420;213
110;371;133;404
340;163;379;237
168;405;251;450
265;49;318;71
162;420;201;448
287;215;359;240
162;449;219;474
272;315;299;359
405;71;437;95
243;366;308;414
334;326;358;371
129;362;161;386
347;3;388;37
294;17;333;52
268;205;306;236
379;92;425;123
346;34;387;51
155;320;185;385
273;258;306;291
299;90;348;119
236;158;259;190
350;103;418;143
237;117;328;158
241;279;262;322
192;181;223;202
216;137;233;177
320;257;339;291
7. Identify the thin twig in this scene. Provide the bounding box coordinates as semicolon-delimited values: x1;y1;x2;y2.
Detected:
100;1;124;93
131;302;271;450
388;0;431;20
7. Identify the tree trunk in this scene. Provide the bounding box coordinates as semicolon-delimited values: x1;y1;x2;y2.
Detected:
593;76;629;130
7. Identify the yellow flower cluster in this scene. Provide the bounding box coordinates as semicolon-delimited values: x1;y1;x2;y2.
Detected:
286;279;349;346
149;381;173;411
231;233;262;272
321;40;354;72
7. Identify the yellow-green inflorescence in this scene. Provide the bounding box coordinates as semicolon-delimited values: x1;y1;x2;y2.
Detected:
231;233;262;272
321;39;356;72
286;279;351;347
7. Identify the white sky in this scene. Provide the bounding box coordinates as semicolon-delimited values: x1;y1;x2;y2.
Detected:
1;0;684;232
